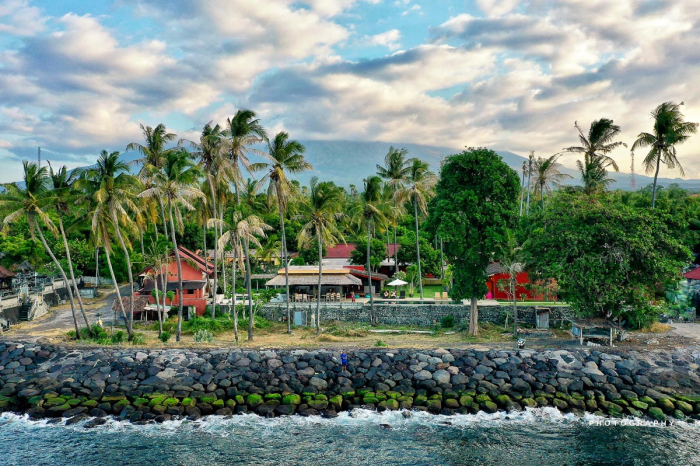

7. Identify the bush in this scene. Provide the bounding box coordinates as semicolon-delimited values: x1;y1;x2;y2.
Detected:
131;333;146;345
375;340;388;347
159;331;171;343
193;329;214;343
111;331;125;344
441;315;455;329
185;316;224;335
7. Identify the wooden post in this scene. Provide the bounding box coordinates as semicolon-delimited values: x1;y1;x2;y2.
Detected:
580;327;583;346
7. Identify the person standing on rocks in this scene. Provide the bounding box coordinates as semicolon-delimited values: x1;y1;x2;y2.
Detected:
341;351;348;371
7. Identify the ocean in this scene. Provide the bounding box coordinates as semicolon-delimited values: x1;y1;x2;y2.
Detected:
1;408;699;466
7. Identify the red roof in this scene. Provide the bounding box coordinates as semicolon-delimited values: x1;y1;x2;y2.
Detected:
173;246;214;275
684;267;700;280
325;243;400;259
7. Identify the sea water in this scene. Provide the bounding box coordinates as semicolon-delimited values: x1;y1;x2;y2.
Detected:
1;408;699;466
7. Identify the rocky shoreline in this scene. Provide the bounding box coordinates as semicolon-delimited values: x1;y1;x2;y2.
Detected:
1;341;700;426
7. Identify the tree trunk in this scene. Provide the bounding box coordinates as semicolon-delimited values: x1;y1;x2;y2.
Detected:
367;220;375;325
232;237;238;344
140;231;145;256
34;217;81;337
525;158;532;215
244;236;254;341
414;196;423;300
58;214;91;335
208;176;218;320
651;155;662;208
158;197;169;238
112;213;135;341
519;167;526;216
316;230;322;335
439;238;444;282
169;200;186;342
469;296;479;336
512;276;518;338
393;225;398;275
277;187;291;333
221;210;226;296
157;269;165;337
104;246;129;333
235;182;240;206
541;183;545;213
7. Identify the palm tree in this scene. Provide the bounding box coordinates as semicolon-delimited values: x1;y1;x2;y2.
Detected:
223;109;268;205
564;118;625;170
376;146;411;274
259;132;312;333
397;159;436;300
631;102;699;208
184;122;230;318
47;162;92;334
1;162;82;337
352;176;386;324
298;177;345;335
576;155;614;195
140;149;204;341
127;123;177;238
80;150;142;340
216;211;271;342
141;237;171;337
531;154;571;211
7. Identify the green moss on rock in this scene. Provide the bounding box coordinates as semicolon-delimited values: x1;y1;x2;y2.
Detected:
648;407;667;421
282;394;301;405
379;399;399;411
657;398;675;413
246;394;263;409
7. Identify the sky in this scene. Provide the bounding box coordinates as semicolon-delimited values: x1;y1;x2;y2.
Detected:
1;0;699;183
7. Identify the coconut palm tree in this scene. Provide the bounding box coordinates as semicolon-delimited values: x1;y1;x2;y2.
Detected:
397;159;436;300
531;154;571;211
141;237;171;337
576;155;614;195
298;177;345;335
183;122;231;318
258;132;312;333
140;149;204;341
223;109;268;205
564;118;625;170
352;176;386;324
1;162;82;337
631;102;699;208
79;151;142;339
376;147;411;274
127;123;177;238
215;211;271;342
46;162;92;334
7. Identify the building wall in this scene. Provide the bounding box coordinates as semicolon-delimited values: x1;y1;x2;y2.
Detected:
140;259;209;315
486;272;557;301
260;303;572;327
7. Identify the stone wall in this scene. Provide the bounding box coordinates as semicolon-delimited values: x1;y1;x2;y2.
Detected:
260;303;572;327
1;341;698;424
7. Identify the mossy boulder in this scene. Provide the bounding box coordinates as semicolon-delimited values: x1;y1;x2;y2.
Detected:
362;396;379;405
599;400;623;416
495;395;512;408
386;391;401;400
375;393;387;402
264;393;282;401
114;399;131;410
357;389;372;397
444;398;460;409
378;399;400;411
672;409;685;420
235;395;245;405
585;399;598;411
648;407;666;421
133;398;149;407
282;394;301;405
101;394;126;403
66;398;81;407
657;398;675;413
200;396;217;404
162;398;179;407
629;400;647;411
212;399;225;409
426;399;442;413
81;399;98;408
475;394;491;404
552;399;568;411
675;400;693;414
414;395;427;406
535;397;549;407
569;398;586;410
459;395;473;407
181;398;196;407
639;396;655;405
28;396;44;408
627;407;642;417
480;401;498;414
149;395;168;407
520;398;537;409
246;394;264;409
329;395;343;410
314;394;328;401
226;399;236;409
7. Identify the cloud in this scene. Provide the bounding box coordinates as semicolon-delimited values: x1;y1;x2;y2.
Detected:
0;0;46;36
364;29;401;50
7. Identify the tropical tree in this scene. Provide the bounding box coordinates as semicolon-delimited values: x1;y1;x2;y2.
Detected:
223;109;268;205
142;237;172;337
530;154;571;211
259;132;312;333
140;149;204;341
47;162;92;334
80;151;142;340
351;176;386;324
216;211;271;342
631;102;699;208
497;231;524;337
297;177;345;334
126;123;177;238
376;147;411;273
397;159;436;299
576;155;614;195
184;122;230;318
1;162;82;337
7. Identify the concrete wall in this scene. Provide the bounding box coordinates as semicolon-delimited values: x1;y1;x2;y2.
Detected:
260;303;572;327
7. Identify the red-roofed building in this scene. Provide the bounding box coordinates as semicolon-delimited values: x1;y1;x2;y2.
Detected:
684;267;700;280
324;243;401;276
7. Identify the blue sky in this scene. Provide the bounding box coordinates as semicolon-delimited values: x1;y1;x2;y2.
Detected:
0;0;699;182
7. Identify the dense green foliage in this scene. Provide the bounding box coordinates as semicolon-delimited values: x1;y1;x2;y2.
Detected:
349;238;387;271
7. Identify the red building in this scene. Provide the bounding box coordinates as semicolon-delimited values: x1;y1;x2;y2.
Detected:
134;246;214;316
485;262;555;301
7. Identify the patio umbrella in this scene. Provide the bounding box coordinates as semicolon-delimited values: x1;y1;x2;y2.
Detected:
387;279;408;286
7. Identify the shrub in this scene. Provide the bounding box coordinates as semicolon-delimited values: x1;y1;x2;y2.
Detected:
441;315;455;329
111;331;125;344
375;340;388;347
193;329;214;343
131;333;146;345
159;331;171;343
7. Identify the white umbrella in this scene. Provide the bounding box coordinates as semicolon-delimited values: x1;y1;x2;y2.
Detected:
387;279;408;286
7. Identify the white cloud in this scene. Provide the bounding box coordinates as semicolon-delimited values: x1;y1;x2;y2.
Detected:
364;29;401;50
0;0;46;36
402;4;421;16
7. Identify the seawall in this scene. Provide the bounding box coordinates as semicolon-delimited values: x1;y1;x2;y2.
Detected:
1;341;699;425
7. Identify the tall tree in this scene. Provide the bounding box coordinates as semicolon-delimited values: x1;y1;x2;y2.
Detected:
376;147;411;274
47;162;92;334
426;148;520;336
127;123;177;238
632;102;699;208
352;176;386;324
497;231;524;338
140;149;204;341
530;154;571;211
80;151;142;340
1;162;82;337
259;132;312;333
298;177;345;334
398;159;436;299
223;109;268;205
